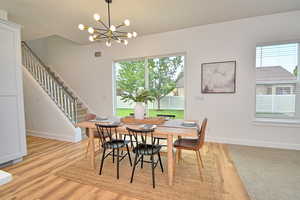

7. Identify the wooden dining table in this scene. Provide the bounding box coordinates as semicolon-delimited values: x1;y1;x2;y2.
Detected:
76;119;198;186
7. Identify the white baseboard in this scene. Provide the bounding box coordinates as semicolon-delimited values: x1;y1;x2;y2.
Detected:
27;129;81;142
206;136;300;150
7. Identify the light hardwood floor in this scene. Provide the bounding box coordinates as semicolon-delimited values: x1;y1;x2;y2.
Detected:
0;136;250;200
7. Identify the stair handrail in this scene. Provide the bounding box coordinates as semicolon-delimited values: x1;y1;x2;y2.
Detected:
21;41;78;123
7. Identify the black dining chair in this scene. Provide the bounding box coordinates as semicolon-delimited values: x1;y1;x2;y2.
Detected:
127;126;164;188
96;123;132;179
156;114;176;119
154;114;176;146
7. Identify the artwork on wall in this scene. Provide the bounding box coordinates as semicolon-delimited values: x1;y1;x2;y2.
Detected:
201;61;236;93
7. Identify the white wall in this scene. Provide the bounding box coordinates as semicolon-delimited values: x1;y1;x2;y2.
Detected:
23;68;82;142
27;11;300;149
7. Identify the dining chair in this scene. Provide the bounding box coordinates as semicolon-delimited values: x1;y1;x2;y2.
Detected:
127;126;164;188
154;114;176;146
156;114;176;119
173;118;208;180
96;123;132;179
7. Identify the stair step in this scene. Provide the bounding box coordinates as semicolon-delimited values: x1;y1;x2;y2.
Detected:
77;107;88;113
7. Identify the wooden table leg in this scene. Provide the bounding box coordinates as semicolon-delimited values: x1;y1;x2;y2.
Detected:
88;127;95;169
167;135;174;186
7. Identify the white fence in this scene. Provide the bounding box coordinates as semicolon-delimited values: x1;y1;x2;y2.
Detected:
256;95;295;113
117;96;184;110
118;95;295;113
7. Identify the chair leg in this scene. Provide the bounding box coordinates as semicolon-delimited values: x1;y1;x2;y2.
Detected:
197;150;204;168
112;149;115;163
85;140;90;158
141;155;144;169
195;151;203;181
158;152;164;173
130;135;134;148
117;148;120;179
126;144;132;166
151;154;155;188
99;147;106;175
130;153;139;183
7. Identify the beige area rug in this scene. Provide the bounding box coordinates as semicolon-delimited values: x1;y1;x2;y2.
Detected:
56;150;224;200
229;145;300;200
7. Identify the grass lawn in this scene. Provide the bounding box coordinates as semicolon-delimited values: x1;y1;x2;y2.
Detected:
116;108;184;119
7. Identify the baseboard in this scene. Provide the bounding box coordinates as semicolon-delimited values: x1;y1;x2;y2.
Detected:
27;129;78;142
206;136;300;150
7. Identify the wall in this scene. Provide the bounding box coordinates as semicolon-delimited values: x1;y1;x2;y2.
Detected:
23;68;82;142
27;11;300;149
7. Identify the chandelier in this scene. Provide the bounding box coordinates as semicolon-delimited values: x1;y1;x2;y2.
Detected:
78;0;137;47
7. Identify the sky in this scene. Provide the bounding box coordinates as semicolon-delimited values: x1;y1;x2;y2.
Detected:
256;43;298;73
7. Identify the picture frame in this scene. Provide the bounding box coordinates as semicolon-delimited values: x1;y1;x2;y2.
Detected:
201;61;236;93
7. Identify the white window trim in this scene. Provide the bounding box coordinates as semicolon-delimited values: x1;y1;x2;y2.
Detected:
253;118;300;128
254;41;300;124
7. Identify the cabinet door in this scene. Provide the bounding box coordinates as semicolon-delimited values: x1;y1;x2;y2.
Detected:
0;20;26;164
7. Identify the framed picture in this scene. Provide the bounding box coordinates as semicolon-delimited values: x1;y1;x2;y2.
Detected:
201;61;236;93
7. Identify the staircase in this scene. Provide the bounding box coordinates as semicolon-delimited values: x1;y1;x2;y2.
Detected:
21;42;88;124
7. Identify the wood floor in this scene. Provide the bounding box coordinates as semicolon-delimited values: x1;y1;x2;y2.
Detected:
0;136;250;200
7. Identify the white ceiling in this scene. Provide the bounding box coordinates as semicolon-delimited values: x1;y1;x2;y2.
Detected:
1;0;300;44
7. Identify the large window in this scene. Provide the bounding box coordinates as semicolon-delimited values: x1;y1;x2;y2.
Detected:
114;55;185;119
256;43;299;119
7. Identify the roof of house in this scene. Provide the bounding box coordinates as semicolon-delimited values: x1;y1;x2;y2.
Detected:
256;66;297;82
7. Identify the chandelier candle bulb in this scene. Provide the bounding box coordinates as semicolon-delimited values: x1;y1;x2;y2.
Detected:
78;24;85;30
106;41;112;47
124;19;130;26
78;0;136;47
127;32;132;38
110;25;116;32
88;27;94;34
89;35;94;42
93;13;101;21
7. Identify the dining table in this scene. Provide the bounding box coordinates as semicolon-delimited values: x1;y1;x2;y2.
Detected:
76;118;199;186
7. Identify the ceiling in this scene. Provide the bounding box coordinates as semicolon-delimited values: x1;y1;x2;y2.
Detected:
1;0;300;44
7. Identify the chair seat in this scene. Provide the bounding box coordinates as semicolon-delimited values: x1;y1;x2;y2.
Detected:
174;138;198;150
102;139;128;149
133;144;162;155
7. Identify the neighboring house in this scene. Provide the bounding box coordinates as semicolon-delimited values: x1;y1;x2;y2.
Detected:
170;72;184;96
256;66;297;95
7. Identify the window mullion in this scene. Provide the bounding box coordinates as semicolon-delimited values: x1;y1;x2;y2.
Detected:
295;43;300;118
144;58;149;116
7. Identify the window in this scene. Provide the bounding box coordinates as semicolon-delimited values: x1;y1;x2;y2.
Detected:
114;55;185;119
256;43;299;119
276;87;291;95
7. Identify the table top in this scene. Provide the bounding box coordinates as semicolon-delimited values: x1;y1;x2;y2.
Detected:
76;119;199;137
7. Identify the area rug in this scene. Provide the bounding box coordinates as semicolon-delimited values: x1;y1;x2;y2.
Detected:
56;150;223;200
229;145;300;200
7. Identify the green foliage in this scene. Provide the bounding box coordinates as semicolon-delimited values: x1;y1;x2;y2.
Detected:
148;56;184;109
116;56;184;110
121;88;155;103
116;60;145;95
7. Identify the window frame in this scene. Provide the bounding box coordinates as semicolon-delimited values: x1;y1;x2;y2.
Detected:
112;52;187;119
254;41;300;122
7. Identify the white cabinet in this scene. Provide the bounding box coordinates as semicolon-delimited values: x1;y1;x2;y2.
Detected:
0;19;27;164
